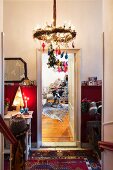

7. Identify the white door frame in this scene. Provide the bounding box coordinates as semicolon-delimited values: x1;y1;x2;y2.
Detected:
36;49;81;148
0;31;4;170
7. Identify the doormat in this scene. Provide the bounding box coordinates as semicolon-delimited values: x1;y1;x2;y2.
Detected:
26;150;101;170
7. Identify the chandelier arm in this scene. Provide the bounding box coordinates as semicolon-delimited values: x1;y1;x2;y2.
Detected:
53;0;56;27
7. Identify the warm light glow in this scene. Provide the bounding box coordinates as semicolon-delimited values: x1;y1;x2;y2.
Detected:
33;0;76;46
24;96;29;108
12;86;24;111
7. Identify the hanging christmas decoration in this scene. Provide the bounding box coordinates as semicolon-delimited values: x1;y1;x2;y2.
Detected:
33;0;77;74
42;42;45;52
55;48;58;55
47;44;57;68
58;46;61;55
65;52;68;59
47;44;68;73
58;66;62;72
61;52;64;58
72;41;75;48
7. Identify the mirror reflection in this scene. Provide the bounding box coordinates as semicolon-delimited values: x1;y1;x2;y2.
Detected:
4;58;27;83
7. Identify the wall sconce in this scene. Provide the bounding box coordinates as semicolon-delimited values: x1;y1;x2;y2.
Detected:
12;86;24;111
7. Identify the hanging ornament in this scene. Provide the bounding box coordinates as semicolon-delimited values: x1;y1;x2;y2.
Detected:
55;48;58;55
63;61;66;67
56;59;60;66
58;66;61;72
64;67;66;72
46;44;69;72
58;46;61;55
65;52;68;59
64;66;68;73
48;49;50;55
61;52;64;58
42;42;45;52
60;61;63;67
72;41;75;48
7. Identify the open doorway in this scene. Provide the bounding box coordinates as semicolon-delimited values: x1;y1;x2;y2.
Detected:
42;54;72;143
37;49;81;148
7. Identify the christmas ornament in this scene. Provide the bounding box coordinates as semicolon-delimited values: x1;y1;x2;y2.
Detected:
42;42;45;52
47;44;68;72
61;52;64;58
58;46;61;55
65;52;68;59
72;41;75;48
58;66;61;72
55;48;58;55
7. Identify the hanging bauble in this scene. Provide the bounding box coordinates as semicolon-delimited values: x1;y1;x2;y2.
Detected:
60;61;63;66
58;66;61;72
61;52;64;58
55;48;58;55
63;61;66;67
72;41;75;48
65;52;68;59
56;59;60;66
64;66;68;73
58;47;61;55
48;49;50;55
42;42;45;52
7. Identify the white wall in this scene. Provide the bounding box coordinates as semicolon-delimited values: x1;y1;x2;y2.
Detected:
3;0;102;81
103;0;113;169
0;0;3;169
0;0;3;114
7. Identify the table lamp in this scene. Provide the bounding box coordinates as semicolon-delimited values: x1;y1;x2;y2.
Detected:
12;86;24;111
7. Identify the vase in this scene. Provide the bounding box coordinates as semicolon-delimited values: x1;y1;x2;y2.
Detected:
4;106;9;115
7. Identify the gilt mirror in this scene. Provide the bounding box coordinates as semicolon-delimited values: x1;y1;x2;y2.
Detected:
4;58;27;83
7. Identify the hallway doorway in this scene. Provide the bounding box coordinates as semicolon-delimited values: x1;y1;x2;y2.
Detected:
37;49;81;148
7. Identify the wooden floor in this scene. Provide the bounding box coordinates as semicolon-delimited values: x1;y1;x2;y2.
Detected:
42;113;74;142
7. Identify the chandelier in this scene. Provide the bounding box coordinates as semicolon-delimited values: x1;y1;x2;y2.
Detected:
33;0;76;46
33;0;77;72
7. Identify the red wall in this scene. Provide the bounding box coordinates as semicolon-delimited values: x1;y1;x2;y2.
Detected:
4;85;37;142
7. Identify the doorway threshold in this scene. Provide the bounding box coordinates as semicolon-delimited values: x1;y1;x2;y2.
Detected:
42;142;77;147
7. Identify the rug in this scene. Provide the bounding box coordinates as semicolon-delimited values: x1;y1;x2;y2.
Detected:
25;150;101;170
25;158;91;170
43;103;68;121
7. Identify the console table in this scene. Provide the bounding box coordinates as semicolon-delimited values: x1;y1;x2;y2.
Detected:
4;111;33;160
4;85;37;142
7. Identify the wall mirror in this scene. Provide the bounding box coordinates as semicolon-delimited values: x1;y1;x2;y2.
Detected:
4;58;27;83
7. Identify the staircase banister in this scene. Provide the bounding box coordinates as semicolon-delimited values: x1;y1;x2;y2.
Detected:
98;141;113;151
0;115;18;145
